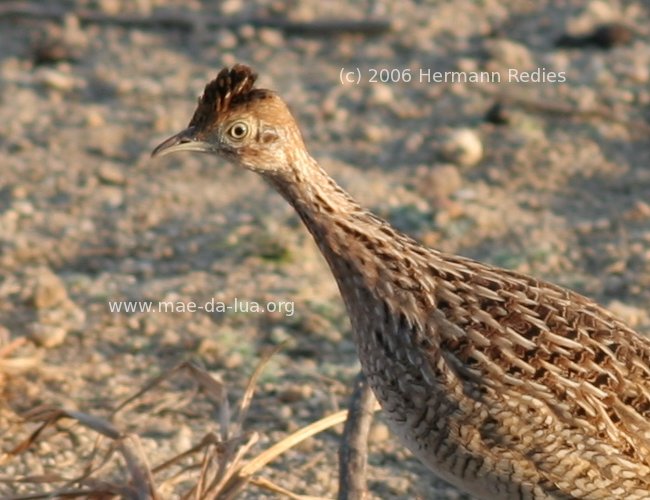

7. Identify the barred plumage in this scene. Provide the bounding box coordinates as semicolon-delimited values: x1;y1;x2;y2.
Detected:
152;65;650;499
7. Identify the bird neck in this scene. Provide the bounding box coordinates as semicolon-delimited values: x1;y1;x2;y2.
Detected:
264;153;374;254
262;152;421;315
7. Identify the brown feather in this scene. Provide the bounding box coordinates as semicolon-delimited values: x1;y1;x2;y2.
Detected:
153;64;650;499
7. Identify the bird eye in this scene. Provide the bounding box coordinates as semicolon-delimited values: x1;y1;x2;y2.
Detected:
227;121;249;140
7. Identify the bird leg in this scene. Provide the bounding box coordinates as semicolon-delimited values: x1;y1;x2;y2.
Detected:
338;371;375;500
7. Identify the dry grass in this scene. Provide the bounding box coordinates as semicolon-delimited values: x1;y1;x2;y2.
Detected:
0;345;352;499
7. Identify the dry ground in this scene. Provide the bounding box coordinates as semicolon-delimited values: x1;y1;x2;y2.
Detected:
1;1;650;498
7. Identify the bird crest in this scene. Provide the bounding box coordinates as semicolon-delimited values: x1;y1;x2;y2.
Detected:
188;64;266;131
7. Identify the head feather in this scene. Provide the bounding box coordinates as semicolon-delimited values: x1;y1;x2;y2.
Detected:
188;64;269;130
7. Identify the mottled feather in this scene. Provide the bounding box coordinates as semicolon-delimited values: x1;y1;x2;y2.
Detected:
153;65;650;499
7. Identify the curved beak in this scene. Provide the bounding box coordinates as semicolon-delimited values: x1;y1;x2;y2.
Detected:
151;127;213;158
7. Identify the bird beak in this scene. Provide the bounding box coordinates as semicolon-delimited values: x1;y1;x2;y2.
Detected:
151;127;213;158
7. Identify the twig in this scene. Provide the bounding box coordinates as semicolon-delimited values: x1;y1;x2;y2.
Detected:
338;373;375;500
219;410;349;499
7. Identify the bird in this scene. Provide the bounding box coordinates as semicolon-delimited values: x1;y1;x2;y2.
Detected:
152;64;650;499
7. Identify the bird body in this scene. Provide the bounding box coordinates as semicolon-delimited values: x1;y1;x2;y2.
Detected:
152;65;650;499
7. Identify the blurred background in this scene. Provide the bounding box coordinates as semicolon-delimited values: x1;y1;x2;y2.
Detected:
1;1;649;498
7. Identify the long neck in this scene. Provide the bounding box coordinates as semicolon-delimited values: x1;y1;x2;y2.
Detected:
265;152;379;271
262;151;435;322
266;153;364;230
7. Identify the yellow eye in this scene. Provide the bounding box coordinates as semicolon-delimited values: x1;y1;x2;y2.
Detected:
227;121;249;140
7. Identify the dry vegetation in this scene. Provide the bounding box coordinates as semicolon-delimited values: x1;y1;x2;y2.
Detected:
2;349;354;499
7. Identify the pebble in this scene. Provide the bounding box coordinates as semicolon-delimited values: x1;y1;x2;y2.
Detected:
32;269;69;310
35;68;82;92
97;164;127;186
221;0;243;15
364;125;390;144
223;351;244;369
174;425;194;451
98;0;121;14
29;324;67;348
369;83;394;106
278;384;313;403
26;268;86;348
369;421;392;443
278;404;293;419
485;38;534;70
85;108;106;127
100;187;124;208
194;337;219;359
216;30;238;50
258;28;284;48
439;128;483;168
238;24;256;41
13;200;35;216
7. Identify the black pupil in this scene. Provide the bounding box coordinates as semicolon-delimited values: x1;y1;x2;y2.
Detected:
233;124;246;137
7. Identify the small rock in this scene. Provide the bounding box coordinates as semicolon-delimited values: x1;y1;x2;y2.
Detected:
29;324;67;348
278;404;293;419
485;101;511;125
369;83;393;106
26;267;86;348
223;351;244;369
98;0;121;15
13;200;35;216
485;39;533;70
624;200;650;220
97;164;126;185
197;337;220;355
278;384;313;403
126;315;142;330
221;0;243;15
238;24;256;41
403;131;424;154
269;326;292;344
439;128;483;168
364;125;389;143
174;425;194;451
35;68;81;92
11;185;28;199
369;421;391;443
98;186;124;208
456;57;478;73
258;28;284;48
32;269;69;309
216;29;238;50
61;13;87;54
85;108;105;127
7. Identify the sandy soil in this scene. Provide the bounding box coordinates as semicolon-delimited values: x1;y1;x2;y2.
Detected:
1;1;650;498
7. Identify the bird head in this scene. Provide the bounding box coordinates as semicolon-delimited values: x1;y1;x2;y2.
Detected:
151;64;304;174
